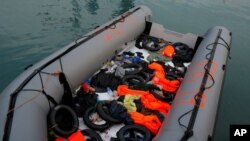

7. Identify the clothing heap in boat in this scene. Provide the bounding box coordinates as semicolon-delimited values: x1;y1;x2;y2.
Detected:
49;35;194;141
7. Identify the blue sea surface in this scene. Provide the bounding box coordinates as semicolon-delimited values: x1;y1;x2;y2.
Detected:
1;0;250;140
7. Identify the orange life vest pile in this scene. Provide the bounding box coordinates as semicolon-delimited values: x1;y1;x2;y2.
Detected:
117;85;149;96
117;85;170;114
148;62;180;93
50;35;192;140
141;93;170;114
115;62;183;134
129;112;162;135
117;85;170;134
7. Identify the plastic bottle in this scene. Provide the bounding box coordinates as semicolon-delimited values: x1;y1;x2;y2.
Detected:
107;87;114;97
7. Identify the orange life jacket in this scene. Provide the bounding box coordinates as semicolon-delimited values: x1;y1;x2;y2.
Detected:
129;112;162;135
117;85;149;96
117;85;171;114
148;63;165;75
152;76;180;92
55;130;86;141
141;94;170;114
148;62;180;93
162;45;175;58
81;83;90;93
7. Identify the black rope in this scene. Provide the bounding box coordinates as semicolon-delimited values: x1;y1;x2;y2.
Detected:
39;71;54;109
219;36;230;50
38;72;44;90
24;69;59;109
21;89;58;109
177;42;217;133
179;29;223;141
206;42;230;52
22;89;43;93
178;109;193;129
39;71;53;75
22;89;52;108
38;71;48;106
32;70;59;109
219;37;231;59
205;41;231;59
203;64;215;89
205;52;212;60
41;90;58;106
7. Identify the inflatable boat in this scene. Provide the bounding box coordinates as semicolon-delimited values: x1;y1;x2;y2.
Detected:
0;5;231;141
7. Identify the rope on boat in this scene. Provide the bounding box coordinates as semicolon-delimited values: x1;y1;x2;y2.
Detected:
178;29;231;141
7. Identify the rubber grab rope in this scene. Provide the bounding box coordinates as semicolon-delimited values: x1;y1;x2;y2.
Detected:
3;7;141;141
178;31;231;134
179;29;223;141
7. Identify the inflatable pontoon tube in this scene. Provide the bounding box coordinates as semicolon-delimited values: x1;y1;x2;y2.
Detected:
154;26;232;141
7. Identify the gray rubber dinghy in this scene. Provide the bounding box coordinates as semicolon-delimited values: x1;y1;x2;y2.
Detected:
0;5;231;141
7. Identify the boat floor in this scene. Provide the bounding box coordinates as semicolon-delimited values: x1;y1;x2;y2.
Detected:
73;39;191;141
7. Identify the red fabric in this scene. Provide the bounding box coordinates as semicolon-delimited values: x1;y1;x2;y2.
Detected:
129;112;162;135
148;62;180;93
141;94;170;114
117;85;149;96
55;138;64;141
81;83;90;93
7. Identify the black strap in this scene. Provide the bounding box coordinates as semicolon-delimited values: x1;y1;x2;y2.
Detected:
59;72;73;107
42;90;58;106
180;29;222;141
